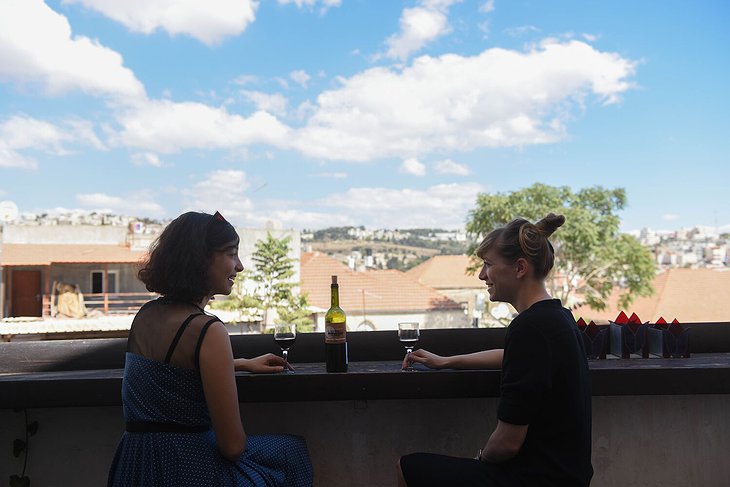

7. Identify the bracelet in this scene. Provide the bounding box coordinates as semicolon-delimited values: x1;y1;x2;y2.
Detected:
475;448;483;461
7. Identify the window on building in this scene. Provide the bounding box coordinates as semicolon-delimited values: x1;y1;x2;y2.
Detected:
91;271;118;294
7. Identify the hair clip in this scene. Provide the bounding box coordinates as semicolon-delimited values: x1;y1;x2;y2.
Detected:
213;211;227;223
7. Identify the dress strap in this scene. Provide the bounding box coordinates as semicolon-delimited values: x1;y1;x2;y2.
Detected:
194;317;222;370
164;313;205;364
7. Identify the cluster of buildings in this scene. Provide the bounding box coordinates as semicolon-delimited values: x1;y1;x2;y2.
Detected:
638;226;729;268
302;226;467;243
1;212;729;340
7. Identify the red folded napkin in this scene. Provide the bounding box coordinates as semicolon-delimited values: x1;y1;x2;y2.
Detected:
614;311;629;324
626;312;643;333
586;320;602;339
668;319;684;337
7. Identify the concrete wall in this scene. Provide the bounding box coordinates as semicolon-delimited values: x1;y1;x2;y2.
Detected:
313;309;471;332
2;225;129;244
2;394;728;487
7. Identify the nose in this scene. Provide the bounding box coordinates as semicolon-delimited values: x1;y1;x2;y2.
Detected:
235;256;244;272
478;263;488;281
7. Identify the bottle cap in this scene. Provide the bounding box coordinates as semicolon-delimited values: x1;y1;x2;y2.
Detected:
331;275;337;285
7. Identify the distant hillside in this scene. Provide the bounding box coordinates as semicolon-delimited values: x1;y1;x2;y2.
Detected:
303;227;472;271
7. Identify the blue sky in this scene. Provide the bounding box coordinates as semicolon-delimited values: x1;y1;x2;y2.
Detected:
0;0;728;232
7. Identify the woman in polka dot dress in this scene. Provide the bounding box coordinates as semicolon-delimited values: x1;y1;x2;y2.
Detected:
108;211;313;487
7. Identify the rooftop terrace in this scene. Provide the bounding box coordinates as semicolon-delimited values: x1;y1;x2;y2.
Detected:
2;324;729;486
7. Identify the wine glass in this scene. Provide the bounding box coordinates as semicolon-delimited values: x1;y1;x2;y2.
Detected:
398;322;420;371
273;324;296;372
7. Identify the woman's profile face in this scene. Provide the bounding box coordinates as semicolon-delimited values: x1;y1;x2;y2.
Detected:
207;239;243;297
478;247;519;303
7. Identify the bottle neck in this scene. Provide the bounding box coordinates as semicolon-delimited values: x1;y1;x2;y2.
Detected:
330;284;339;308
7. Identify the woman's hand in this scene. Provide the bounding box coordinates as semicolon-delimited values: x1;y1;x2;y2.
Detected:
234;354;293;374
402;349;448;370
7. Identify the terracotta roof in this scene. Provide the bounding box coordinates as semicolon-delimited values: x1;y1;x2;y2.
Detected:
301;252;462;313
0;243;146;266
407;254;483;289
573;268;730;323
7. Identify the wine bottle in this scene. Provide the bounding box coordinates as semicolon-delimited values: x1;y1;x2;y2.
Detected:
325;275;348;372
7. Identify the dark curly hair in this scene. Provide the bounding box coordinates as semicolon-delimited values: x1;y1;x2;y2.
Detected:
476;213;565;279
138;211;239;303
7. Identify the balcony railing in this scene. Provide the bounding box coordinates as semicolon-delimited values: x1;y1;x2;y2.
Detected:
42;291;157;318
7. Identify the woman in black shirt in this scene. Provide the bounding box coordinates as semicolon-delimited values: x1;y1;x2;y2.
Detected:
398;213;593;487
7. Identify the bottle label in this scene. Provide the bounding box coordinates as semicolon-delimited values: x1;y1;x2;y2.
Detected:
325;322;347;344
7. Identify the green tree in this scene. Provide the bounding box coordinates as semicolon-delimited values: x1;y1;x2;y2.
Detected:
466;183;656;311
212;233;313;332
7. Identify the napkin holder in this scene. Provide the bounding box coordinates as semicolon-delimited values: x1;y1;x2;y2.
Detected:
610;321;649;358
576;318;608;360
647;320;690;358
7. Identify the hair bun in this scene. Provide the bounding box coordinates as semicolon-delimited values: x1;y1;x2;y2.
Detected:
535;213;565;237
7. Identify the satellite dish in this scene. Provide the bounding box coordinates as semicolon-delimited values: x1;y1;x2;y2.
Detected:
0;201;19;222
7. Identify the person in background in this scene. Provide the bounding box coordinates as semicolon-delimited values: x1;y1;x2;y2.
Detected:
397;213;593;487
108;211;312;487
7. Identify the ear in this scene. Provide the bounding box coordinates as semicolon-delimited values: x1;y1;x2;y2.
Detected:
514;258;530;279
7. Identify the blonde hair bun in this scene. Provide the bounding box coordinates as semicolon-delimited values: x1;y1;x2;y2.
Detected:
536;213;565;238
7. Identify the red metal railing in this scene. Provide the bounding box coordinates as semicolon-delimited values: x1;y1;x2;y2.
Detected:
42;292;157;317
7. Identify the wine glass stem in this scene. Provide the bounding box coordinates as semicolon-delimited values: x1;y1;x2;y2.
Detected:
283;349;288;363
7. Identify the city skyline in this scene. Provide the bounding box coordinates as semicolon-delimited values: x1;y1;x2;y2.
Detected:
1;0;728;232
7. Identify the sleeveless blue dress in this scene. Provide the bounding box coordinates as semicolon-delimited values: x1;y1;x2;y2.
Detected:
108;316;312;486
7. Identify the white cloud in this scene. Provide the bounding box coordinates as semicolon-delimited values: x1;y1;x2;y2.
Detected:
400;158;426;176
241;91;289;117
290;70;311;88
295;100;317;121
112;99;291;153
322;182;483;229
663;213;679;221
384;1;460;61
0;147;36;169
64;0;258;46
314;172;348;179
0;0;144;98
293;40;636;161
276;0;342;11
253;203;353;229
505;25;540;38
233;74;258;86
0;115;104;169
131;152;165;167
76;191;165;216
182;169;352;229
478;20;491;37
434;158;470;175
181;169;254;222
480;0;495;13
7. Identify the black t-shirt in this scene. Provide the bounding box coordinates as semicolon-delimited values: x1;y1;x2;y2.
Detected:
497;299;593;486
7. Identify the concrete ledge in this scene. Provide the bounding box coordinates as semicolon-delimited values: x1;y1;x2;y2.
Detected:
2;325;730;409
2;355;730;409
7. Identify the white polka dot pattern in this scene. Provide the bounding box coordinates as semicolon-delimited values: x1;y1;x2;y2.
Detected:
108;353;313;486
